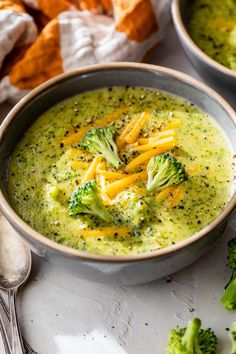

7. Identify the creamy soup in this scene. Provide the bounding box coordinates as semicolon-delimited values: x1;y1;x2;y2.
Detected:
8;87;233;255
187;0;236;71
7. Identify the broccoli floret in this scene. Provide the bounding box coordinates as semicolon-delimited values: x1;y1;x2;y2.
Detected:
81;127;123;169
221;238;236;310
147;153;187;192
227;238;236;270
221;277;236;311
68;180;113;222
229;322;236;354
166;317;217;354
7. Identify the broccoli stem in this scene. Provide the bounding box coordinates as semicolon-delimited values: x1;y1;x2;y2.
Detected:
166;317;217;354
93;205;113;223
182;318;202;353
105;150;123;169
221;276;236;311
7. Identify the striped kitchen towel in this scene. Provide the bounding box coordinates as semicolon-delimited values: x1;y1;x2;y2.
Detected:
0;0;171;102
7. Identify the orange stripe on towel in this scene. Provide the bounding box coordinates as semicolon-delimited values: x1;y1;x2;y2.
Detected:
9;18;63;89
101;0;112;13
114;0;158;42
0;0;25;13
37;0;76;19
80;0;102;11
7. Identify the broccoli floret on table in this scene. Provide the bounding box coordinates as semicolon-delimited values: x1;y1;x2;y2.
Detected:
166;317;217;354
147;153;187;192
81;127;123;169
68;180;113;222
221;238;236;310
229;322;236;354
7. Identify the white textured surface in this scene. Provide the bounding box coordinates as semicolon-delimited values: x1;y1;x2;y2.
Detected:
1;24;236;354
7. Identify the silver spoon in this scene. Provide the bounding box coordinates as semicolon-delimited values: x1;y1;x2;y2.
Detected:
0;292;37;353
0;215;32;354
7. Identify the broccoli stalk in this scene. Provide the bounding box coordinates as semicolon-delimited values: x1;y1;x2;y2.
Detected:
181;317;202;352
81;127;123;169
147;153;187;193
166;317;217;354
221;238;236;310
221;278;236;311
229;322;236;354
68;180;113;222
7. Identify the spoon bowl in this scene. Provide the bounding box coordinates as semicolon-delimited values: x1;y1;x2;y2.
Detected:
0;214;32;354
0;223;31;290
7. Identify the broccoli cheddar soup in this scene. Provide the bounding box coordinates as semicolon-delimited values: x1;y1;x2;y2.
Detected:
8;87;233;255
187;0;236;71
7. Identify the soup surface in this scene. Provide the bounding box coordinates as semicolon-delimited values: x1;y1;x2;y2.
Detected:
8;87;233;255
187;0;236;71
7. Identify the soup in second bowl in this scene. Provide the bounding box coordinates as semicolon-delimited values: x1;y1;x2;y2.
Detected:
187;0;236;71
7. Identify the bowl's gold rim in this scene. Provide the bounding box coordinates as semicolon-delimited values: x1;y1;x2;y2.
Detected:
0;62;236;263
172;0;236;79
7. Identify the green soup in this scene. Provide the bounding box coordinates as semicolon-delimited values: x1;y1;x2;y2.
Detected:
187;0;236;71
8;87;233;255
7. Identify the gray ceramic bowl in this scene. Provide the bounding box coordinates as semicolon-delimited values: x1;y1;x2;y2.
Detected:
172;0;236;106
0;63;236;285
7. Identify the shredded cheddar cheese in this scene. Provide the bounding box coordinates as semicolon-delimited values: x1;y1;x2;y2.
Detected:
81;156;102;184
168;186;185;208
133;136;175;152
125;140;176;172
104;171;147;198
138;129;176;144
156;186;177;202
131;184;146;196
185;166;199;176
99;174;111;206
116;114;140;149
68;161;91;169
162;118;182;131
210;18;236;31
125;111;151;144
96;161;112;205
79;227;132;238
98;171;126;180
62;127;90;146
66;148;90;158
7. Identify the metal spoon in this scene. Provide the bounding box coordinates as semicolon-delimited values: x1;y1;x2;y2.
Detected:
0;216;32;354
0;292;37;353
0;292;11;354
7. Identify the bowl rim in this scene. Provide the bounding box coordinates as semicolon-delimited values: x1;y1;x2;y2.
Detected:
0;62;236;263
171;0;236;79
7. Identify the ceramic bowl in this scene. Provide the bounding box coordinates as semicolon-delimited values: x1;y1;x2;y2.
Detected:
172;0;236;106
0;63;236;285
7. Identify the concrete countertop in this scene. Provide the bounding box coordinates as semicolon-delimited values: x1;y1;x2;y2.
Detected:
0;23;236;354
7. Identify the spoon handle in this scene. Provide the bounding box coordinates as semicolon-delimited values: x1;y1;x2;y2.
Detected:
8;288;25;354
0;295;11;354
0;293;37;354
